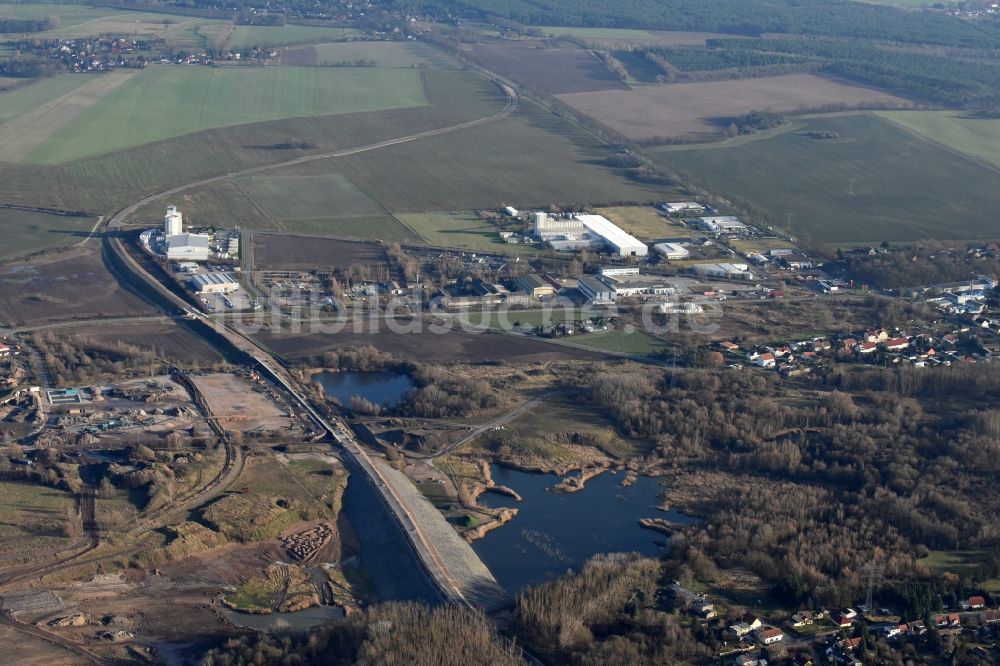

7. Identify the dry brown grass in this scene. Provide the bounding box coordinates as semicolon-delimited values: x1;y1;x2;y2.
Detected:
557;74;910;140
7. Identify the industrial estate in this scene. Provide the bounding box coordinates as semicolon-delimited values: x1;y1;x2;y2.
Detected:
0;0;999;664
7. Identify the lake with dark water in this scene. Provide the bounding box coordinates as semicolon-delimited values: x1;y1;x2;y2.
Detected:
472;465;697;593
313;371;414;409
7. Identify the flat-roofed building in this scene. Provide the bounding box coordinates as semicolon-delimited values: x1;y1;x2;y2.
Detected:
697;216;747;234
166;233;210;261
575;214;647;257
190;272;240;295
578;275;615;304
515;273;555;299
653;242;690;259
691;262;754;280
661;202;706;215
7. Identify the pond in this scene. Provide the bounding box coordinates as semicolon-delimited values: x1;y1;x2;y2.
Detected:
313;371;414;409
472;465;697;594
222;605;345;633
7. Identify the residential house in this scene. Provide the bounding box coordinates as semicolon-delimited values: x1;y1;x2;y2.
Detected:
791;611;815;627
0;342;9;358
983;610;1000;625
734;653;768;666
855;342;878;355
884;336;910;352
756;353;776;368
756;627;783;645
832;613;854;629
718;341;740;353
864;328;889;343
961;596;987;610
934;613;961;628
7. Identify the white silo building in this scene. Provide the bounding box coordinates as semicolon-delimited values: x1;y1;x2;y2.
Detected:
164;206;183;236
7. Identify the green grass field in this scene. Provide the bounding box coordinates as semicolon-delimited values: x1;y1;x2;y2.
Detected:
877;110;1000;170
227;24;361;49
0;208;94;259
0;74;92;126
21;66;426;164
281;99;673;212
568;328;670;356
654;114;1000;244
279;216;419;241
0;3;117;31
397;212;542;254
304;41;461;69
237;174;387;220
536;26;655;39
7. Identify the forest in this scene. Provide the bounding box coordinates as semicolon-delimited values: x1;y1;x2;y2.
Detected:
401;0;1000;49
582;362;1000;610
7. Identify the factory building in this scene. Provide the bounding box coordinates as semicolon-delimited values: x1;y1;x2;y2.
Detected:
166;233;210;261
696;216;748;235
189;273;240;295
533;212;647;257
597;272;677;299
515;273;556;299
661;202;706;215
164;205;183;236
691;262;755;280
653;242;690;260
578;276;615;304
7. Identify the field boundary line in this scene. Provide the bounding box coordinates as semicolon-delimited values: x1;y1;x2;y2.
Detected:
874;111;1000;175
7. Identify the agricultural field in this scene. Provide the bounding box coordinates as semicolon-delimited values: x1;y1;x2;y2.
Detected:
275;217;417;241
398;212;541;255
464;41;628;94
0;69;139;162
0;208;94;260
20;65;427;164
254;327;611;364
654;114;1000;244
237;174;388;221
0;245;155;326
557;74;911;140
0;68;503;215
226;24;361;50
283;40;461;69
0;3;116;32
280;100;673;213
877;110;1000;169
252;234;389;271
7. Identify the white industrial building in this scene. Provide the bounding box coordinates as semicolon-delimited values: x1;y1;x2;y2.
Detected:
164;205;183;236
691;262;754;280
598;272;677;299
189;272;240;295
653;242;690;260
697;216;747;234
533;212;647;257
661;202;706;215
166;233;210;261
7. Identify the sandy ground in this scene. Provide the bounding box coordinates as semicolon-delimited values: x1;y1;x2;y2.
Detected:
190;372;293;433
557;73;911;139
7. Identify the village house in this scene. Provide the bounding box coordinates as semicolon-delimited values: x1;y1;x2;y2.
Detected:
791;611;814;627
934;613;961;628
961;595;986;610
855;341;878;354
756;626;783;645
0;342;9;358
884;336;911;352
756;353;776;368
